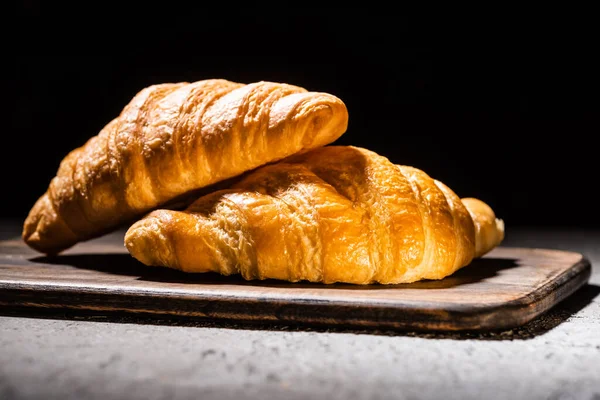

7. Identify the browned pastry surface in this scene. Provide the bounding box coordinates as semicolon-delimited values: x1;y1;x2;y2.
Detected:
125;146;505;284
23;80;348;254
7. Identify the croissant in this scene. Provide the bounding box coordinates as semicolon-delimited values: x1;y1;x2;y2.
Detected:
124;146;505;285
22;79;348;255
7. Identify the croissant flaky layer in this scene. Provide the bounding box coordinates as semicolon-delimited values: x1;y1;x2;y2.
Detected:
125;146;505;285
23;79;348;254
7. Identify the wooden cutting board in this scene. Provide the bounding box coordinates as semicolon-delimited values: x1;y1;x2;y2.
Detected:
0;232;591;332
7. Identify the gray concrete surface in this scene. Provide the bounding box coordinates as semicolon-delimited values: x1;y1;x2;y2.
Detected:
1;224;599;400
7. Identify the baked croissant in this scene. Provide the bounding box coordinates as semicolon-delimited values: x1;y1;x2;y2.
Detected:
125;146;505;285
22;79;348;255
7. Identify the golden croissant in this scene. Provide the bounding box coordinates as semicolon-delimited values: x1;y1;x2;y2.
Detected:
125;146;505;285
22;79;348;255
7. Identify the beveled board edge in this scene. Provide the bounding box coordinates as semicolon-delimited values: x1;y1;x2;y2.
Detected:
0;253;591;332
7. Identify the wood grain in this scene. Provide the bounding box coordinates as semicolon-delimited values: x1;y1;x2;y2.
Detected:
0;233;591;331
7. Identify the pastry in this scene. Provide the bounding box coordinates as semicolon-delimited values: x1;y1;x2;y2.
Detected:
22;79;348;254
125;146;505;284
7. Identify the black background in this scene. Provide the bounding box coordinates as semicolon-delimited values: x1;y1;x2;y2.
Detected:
7;4;599;230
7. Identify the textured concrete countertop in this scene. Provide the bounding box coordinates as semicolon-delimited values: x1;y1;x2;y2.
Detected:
1;220;599;400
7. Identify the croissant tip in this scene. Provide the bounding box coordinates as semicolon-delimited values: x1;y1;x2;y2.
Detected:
124;214;176;268
496;218;506;242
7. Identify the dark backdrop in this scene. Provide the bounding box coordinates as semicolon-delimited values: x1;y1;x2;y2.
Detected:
7;5;598;230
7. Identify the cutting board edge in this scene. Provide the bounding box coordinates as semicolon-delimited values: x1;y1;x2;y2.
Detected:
0;254;591;332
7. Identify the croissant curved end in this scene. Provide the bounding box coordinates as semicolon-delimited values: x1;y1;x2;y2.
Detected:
269;92;349;151
124;211;176;268
461;197;505;258
22;193;78;255
302;93;349;149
